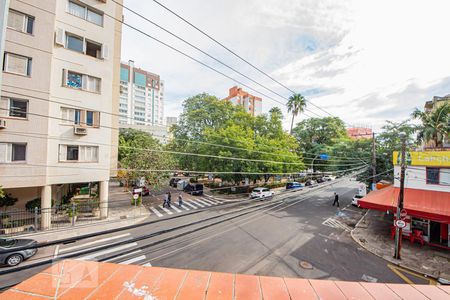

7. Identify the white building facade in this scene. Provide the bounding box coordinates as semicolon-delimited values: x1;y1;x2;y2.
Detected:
119;60;164;126
0;0;122;228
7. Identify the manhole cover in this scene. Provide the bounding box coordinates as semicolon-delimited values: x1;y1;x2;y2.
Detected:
299;261;313;269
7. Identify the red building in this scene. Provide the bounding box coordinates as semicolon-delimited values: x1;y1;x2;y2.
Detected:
347;127;373;139
223;86;262;116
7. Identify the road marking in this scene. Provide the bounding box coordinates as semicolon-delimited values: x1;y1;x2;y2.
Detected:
60;233;131;253
189;200;205;208
159;205;173;215
387;264;436;285
322;218;352;232
53;245;60;259
200;198;216;205
183;201;198;209
171;205;182;213
150;206;164;217
180;204;190;211
78;242;138;261
119;255;146;265
103;250;142;263
194;199;212;206
142;262;152;267
361;274;378;283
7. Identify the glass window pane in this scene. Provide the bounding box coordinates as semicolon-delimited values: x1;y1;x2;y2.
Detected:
87;9;103;26
426;168;439;184
67;146;79;161
26;16;34;34
9;99;27;118
74;110;81;124
5;53;29;75
12;144;26;161
85;41;101;58
86;111;93;126
67;72;82;88
68;1;85;18
440;169;450;185
66;34;83;52
7;10;25;31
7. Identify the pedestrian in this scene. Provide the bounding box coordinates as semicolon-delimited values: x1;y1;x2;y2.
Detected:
163;192;168;208
167;191;172;208
178;193;183;208
332;192;340;207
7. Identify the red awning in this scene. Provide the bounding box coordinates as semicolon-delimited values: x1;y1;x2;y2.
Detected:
359;186;450;223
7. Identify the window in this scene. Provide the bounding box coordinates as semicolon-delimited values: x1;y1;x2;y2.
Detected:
426;168;440;184
3;52;32;76
60;107;100;127
59;30;107;59
0;143;26;163
9;98;28;118
64;70;101;93
66;33;84;52
7;9;34;34
441;169;450;185
68;0;104;26
85;40;101;58
59;145;98;162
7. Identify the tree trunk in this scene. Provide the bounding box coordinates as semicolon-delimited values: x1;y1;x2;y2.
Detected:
290;113;295;134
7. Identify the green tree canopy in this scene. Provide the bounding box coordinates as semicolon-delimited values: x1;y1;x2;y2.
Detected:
287;93;307;134
411;102;450;148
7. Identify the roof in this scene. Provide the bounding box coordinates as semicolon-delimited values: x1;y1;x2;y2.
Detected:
359;186;450;222
3;260;449;299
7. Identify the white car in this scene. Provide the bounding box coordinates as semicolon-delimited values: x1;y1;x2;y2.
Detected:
323;175;336;181
352;194;364;207
250;188;274;199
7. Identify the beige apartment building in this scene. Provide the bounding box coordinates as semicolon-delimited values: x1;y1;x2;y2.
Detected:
0;0;122;228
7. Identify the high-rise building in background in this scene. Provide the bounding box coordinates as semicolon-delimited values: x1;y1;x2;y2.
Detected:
0;0;123;228
119;60;164;126
166;116;177;127
347;127;373;139
223;86;262;116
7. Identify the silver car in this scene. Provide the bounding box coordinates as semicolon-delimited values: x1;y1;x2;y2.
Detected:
0;237;38;266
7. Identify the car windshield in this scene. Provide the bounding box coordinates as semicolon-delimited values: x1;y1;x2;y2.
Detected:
355;195;364;198
0;238;17;248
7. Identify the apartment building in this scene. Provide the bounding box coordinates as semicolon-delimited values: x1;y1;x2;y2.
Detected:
0;0;122;228
119;60;164;126
223;86;262;116
424;95;449;148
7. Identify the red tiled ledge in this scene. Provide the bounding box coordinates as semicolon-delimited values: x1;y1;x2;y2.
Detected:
2;259;449;299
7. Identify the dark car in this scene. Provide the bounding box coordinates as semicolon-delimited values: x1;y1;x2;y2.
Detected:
169;178;181;187
305;179;317;187
184;183;204;195
0;238;38;266
316;177;325;183
286;182;304;190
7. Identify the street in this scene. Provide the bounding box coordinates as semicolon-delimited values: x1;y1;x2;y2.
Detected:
1;179;426;288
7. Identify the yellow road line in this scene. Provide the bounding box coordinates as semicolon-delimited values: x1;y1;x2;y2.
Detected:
387;264;437;285
388;264;414;284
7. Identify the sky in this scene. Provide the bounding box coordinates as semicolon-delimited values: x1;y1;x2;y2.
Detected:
121;0;450;131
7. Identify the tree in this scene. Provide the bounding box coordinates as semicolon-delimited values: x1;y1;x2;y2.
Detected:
118;128;175;190
0;186;4;199
287;93;307;134
411;103;450;148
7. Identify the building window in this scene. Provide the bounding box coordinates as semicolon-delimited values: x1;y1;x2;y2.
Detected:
426;167;440;184
60;107;100;127
59;145;98;162
9;98;28;118
0;143;26;163
7;9;34;34
68;0;104;26
63;32;105;59
66;33;84;52
3;52;32;76
85;40;101;58
63;70;101;93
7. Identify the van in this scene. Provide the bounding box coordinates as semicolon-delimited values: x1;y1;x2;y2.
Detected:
184;183;204;195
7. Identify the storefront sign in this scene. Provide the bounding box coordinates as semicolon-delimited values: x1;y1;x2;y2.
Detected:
393;151;450;167
395;220;406;228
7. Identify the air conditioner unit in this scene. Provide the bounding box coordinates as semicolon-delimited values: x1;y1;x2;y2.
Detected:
74;126;87;135
0;118;6;129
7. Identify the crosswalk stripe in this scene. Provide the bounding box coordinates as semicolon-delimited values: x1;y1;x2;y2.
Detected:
188;200;204;208
150;206;163;217
60;233;130;253
208;198;223;204
322;218;351;232
200;198;216;205
78;242;138;260
180;204;190;211
194;199;211;206
103;250;142;263
119;255;146;265
171;205;182;213
159;205;173;215
183;201;198;209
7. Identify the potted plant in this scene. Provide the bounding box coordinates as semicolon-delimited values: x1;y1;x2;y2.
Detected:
66;205;79;224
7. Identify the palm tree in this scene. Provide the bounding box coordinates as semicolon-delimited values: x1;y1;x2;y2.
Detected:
411;103;450;148
287;93;307;134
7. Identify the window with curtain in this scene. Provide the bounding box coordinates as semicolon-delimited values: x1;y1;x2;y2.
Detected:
87;9;103;26
9;98;28;118
3;53;31;76
68;1;85;19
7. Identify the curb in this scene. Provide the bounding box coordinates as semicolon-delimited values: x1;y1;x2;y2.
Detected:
350;210;441;281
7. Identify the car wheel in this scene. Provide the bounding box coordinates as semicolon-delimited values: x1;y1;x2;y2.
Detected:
6;254;23;266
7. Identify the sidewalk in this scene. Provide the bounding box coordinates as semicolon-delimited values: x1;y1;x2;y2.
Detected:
352;209;450;280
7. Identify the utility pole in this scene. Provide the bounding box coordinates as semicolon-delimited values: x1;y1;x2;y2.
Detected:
394;133;406;260
371;132;376;191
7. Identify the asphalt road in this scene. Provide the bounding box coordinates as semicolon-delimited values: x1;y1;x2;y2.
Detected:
1;178;413;289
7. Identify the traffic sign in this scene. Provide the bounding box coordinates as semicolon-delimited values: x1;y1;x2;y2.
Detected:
133;188;142;194
395;220;406;228
400;209;407;219
319;154;329;160
133;194;139;200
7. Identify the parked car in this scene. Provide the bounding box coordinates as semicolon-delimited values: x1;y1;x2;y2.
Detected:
177;180;189;191
0;238;38;267
316;177;325;183
305;179;317;187
250;188;275;199
323;175;336;181
352;194;364;207
169;178;181;187
286;182;304;190
184;183;204;195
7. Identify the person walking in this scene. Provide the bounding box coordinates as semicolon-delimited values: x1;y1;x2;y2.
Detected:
178;193;183;208
332;192;340;207
167;191;172;208
163;192;169;208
